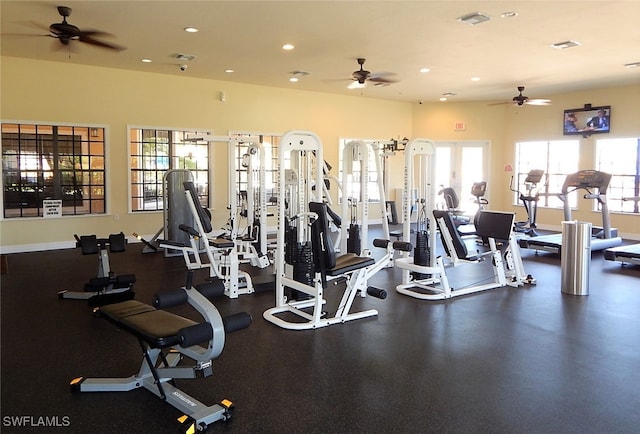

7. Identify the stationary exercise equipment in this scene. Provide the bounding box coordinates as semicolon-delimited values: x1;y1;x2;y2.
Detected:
510;169;545;236
70;270;251;432
604;196;640;266
159;181;255;299
263;131;388;330
138;169;197;255
518;170;623;255
393;139;533;300
57;233;136;306
339;140;391;255
228;139;271;268
396;209;533;300
438;186;471;226
392;138;448;296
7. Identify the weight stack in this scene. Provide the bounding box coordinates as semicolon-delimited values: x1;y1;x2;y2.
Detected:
412;230;431;280
286;241;313;301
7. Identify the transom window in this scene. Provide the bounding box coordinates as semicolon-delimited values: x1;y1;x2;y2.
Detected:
2;122;106;218
129;128;210;211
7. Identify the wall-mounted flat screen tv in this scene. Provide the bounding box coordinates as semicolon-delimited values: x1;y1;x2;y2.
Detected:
563;105;611;135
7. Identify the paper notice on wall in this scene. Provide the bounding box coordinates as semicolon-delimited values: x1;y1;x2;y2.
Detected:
43;200;63;218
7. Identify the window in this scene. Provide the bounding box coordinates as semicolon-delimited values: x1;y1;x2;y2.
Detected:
129;128;209;211
514;140;580;208
596;137;640;213
338;138;384;203
2;122;106;218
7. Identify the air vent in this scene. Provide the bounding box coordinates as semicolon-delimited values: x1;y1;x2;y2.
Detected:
551;40;581;50
175;53;197;61
457;12;491;25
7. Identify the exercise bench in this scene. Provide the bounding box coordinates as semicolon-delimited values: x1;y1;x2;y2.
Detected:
70;273;252;432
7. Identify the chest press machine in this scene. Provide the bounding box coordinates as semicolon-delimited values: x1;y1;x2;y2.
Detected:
262;131;390;330
70;271;251;432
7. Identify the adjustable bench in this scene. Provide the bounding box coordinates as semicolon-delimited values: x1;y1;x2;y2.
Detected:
71;276;251;432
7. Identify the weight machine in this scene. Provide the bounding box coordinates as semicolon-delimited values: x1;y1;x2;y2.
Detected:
339;140;391;255
159;181;255;299
394;139;533;300
263;131;388;330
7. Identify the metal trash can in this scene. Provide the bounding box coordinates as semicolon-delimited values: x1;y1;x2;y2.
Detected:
561;220;591;295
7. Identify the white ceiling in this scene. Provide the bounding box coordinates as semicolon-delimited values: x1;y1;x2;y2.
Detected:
2;1;640;103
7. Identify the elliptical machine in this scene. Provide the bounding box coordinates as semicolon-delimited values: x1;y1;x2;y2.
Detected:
510;169;544;236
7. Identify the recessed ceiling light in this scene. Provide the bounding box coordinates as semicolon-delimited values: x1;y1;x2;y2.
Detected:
289;77;299;83
624;62;640;68
141;58;152;63
501;12;518;18
419;67;431;73
440;97;448;101
551;40;581;49
184;27;198;33
471;77;481;81
224;69;234;73
457;12;491;25
282;43;294;50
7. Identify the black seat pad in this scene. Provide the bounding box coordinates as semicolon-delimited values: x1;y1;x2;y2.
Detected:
100;300;197;348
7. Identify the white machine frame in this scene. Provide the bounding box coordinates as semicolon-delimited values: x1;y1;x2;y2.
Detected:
339;140;391;255
263;131;388;330
393;139;533;300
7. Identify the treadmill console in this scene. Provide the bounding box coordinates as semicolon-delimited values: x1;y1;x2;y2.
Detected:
562;170;611;193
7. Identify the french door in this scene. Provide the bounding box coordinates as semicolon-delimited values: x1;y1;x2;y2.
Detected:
434;141;489;214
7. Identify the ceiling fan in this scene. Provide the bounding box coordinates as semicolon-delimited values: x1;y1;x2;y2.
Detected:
348;58;397;89
40;5;125;51
490;86;551;106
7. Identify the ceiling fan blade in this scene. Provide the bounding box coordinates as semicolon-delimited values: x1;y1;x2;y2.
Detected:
78;34;126;51
525;98;552;106
368;76;398;84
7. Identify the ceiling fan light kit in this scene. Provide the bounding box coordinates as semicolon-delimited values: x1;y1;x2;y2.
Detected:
349;58;397;89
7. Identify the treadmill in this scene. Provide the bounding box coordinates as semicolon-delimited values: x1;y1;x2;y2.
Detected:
518;170;622;255
604;196;640;265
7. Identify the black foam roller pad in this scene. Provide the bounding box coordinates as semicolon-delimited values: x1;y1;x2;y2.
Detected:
367;286;388;299
178;323;213;347
153;289;188;309
222;312;252;333
195;280;225;299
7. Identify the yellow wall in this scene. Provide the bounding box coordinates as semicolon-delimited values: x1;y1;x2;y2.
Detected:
1;56;639;251
0;56;411;251
413;85;640;238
